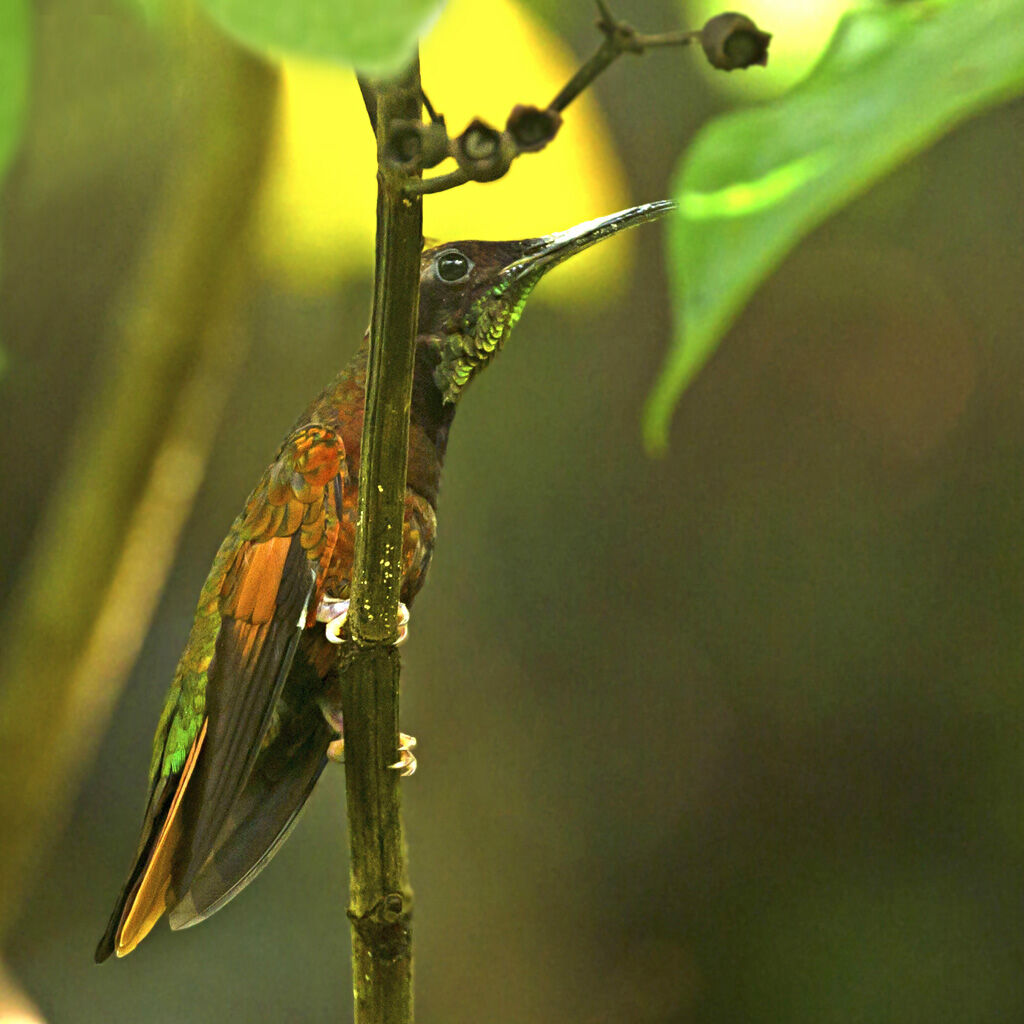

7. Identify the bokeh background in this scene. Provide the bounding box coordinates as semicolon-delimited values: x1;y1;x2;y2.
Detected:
3;0;1024;1021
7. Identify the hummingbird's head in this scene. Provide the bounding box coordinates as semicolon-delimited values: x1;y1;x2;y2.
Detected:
418;200;676;404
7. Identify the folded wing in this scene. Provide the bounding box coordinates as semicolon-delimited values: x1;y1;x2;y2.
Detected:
96;424;345;961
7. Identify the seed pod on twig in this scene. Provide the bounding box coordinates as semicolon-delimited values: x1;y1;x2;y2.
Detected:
453;118;515;182
700;13;771;71
506;105;562;154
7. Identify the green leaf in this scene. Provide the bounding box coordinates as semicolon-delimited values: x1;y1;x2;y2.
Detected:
0;0;29;175
197;0;446;73
118;0;169;24
0;0;31;377
645;0;1024;452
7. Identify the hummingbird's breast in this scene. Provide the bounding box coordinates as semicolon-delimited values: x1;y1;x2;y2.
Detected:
312;481;436;608
299;341;450;611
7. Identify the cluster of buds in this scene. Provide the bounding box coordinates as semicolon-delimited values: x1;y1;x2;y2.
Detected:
382;7;770;190
383;104;563;182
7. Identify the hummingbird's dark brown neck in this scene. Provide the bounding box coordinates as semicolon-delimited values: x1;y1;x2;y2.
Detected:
410;339;457;494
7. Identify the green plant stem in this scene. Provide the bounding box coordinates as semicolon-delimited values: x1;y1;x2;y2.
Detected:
342;61;422;1024
0;23;277;941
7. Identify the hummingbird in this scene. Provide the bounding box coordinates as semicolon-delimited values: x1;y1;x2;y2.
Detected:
95;200;675;961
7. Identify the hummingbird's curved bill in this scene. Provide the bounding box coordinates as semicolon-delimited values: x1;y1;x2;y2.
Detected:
506;199;678;283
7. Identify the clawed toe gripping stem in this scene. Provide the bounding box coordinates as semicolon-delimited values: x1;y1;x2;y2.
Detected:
316;596;409;646
326;732;417;776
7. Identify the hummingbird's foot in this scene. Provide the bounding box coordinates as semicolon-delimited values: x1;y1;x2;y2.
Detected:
315;596;409;646
323;703;345;762
326;732;416;775
316;596;350;644
396;602;410;646
389;733;417;776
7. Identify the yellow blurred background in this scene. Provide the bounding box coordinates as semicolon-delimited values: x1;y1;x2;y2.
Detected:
261;0;628;293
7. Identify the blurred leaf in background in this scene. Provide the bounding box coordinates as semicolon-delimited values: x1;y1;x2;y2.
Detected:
0;0;30;372
117;0;169;23
199;0;446;74
646;0;1024;450
0;0;29;185
258;0;628;301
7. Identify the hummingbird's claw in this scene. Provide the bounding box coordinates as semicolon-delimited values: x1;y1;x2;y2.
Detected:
316;597;409;646
327;733;415;774
389;733;417;776
316;595;350;645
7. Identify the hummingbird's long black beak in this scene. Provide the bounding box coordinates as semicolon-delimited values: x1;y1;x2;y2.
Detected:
506;199;677;284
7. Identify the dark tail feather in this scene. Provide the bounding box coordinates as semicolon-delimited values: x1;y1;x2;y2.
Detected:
173;539;315;897
95;719;208;962
169;648;334;928
95;776;174;963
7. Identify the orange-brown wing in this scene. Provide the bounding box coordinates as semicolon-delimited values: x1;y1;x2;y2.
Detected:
167;488;440;928
95;424;347;962
171;423;346;900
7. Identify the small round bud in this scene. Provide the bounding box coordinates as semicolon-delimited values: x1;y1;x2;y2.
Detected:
506;105;562;154
700;13;771;71
453;119;514;182
458;118;501;161
383;120;424;173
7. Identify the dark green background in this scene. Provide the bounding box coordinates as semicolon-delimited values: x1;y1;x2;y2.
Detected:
3;0;1024;1020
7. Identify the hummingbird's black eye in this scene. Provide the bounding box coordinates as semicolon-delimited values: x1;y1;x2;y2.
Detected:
435;250;472;284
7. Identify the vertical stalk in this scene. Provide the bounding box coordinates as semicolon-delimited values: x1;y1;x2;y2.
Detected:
341;61;422;1024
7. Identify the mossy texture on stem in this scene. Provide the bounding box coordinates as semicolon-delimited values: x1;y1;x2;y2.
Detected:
342;61;422;1024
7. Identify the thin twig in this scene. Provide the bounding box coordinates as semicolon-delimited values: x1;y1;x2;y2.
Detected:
420;87;441;124
407;0;700;195
549;1;698;112
413;167;469;195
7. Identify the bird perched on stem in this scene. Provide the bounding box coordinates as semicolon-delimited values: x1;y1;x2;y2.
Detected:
96;200;675;961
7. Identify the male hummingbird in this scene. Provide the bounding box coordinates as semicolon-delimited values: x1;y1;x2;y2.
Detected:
96;200;674;961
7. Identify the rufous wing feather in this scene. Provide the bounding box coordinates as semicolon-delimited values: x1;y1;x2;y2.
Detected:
166;426;345;901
